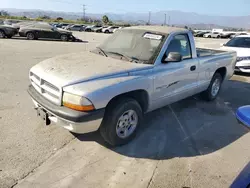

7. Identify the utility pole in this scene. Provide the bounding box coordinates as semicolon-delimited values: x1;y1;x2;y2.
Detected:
164;13;166;26
168;15;170;26
148;11;151;25
82;4;86;21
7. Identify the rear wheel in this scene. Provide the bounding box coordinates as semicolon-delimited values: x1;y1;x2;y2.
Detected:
208;35;211;38
26;32;35;40
0;30;6;38
201;73;222;101
104;30;109;34
100;98;143;146
60;34;68;41
217;35;220;38
6;35;12;39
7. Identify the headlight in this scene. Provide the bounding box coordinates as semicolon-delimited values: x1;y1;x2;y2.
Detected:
237;57;250;62
62;92;95;112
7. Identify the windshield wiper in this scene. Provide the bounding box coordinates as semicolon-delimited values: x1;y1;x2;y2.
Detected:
96;47;107;57
106;51;140;63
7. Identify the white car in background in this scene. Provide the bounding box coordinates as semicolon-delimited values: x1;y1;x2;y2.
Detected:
204;32;221;38
113;27;123;33
230;32;248;39
221;35;250;73
102;26;120;33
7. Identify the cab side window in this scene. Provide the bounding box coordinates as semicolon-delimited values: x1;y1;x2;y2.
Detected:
165;34;192;60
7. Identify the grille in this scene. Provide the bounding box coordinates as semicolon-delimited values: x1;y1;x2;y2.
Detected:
30;72;61;104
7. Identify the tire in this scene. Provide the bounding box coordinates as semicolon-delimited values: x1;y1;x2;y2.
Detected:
26;32;35;40
217;35;220;38
201;73;223;101
60;34;68;41
208;35;211;38
100;97;143;146
104;30;109;34
6;35;12;39
0;30;6;38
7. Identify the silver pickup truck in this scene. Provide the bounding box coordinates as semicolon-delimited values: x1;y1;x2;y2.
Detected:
28;26;237;146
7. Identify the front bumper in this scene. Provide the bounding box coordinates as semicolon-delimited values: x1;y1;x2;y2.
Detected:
18;31;26;37
235;60;250;73
28;85;105;134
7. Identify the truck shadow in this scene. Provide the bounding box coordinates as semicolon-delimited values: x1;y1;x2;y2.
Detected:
73;79;250;160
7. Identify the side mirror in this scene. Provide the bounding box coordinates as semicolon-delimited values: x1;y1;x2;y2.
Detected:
164;52;182;63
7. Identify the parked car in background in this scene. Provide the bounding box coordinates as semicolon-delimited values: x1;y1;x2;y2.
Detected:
113;27;123;33
90;25;102;32
0;25;18;38
28;26;236;146
230;32;248;39
19;23;73;41
220;32;236;39
204;32;221;38
56;23;70;29
93;26;106;33
12;21;37;30
221;35;250;73
194;31;210;37
66;24;85;32
84;25;94;32
102;26;120;33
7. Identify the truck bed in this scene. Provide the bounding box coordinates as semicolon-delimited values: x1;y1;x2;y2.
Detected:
196;48;228;57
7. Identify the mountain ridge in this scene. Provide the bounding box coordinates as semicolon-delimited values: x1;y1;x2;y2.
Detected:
2;8;250;28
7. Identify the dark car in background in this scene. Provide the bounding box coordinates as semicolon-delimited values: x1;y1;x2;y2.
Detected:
194;31;210;37
0;25;18;38
18;23;73;41
220;32;235;39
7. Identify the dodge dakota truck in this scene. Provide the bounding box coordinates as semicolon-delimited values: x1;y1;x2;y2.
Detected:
28;26;237;146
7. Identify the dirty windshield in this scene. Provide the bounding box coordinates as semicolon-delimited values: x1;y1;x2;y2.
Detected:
98;29;164;63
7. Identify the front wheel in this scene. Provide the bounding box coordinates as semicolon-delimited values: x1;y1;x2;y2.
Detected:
201;73;222;101
208;35;211;38
26;32;35;40
0;30;6;38
100;98;143;146
60;34;68;41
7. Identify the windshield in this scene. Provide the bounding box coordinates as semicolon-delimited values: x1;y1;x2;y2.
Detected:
225;37;250;48
98;29;165;63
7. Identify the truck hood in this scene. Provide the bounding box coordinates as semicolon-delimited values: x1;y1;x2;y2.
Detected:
30;51;152;88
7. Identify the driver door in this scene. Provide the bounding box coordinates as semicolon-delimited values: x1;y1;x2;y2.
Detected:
152;34;199;108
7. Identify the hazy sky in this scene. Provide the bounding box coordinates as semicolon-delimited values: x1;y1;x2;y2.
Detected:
1;0;250;16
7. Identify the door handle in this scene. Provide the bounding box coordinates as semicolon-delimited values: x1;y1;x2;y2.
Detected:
190;65;196;71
